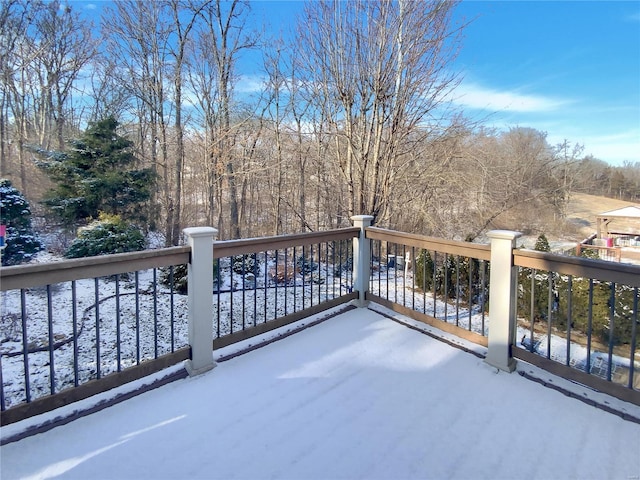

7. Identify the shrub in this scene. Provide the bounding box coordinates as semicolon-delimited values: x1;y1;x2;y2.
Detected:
232;254;260;274
160;261;220;294
415;249;435;291
296;254;318;275
65;213;145;258
0;179;42;266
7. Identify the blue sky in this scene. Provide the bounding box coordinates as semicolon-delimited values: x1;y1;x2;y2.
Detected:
251;0;640;166
83;0;639;166
451;1;640;166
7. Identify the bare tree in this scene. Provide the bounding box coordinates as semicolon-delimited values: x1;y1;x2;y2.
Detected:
186;0;257;238
102;0;172;237
296;0;464;225
0;0;94;195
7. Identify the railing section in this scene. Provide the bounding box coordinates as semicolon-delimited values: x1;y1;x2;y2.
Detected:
514;249;639;402
0;247;191;423
365;227;491;347
209;229;359;349
0;228;359;425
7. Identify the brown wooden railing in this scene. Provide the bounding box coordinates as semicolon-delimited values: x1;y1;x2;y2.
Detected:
2;219;638;429
0;228;359;426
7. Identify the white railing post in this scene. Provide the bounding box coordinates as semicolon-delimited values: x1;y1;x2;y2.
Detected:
183;226;218;376
485;230;522;372
351;215;374;307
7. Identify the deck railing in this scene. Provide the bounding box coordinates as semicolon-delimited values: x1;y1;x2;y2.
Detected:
1;217;638;427
514;249;639;404
364;226;491;347
0;227;358;425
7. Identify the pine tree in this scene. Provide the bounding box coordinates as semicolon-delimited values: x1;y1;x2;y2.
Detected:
38;117;154;228
0;179;42;266
518;233;553;323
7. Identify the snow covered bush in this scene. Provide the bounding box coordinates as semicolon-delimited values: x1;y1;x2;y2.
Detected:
160;261;219;295
232;254;260;274
0;179;42;266
65;213;145;258
296;255;318;275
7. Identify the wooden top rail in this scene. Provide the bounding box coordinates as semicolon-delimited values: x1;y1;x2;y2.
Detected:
0;228;360;291
212;228;360;259
514;249;640;287
365;227;491;261
0;247;191;291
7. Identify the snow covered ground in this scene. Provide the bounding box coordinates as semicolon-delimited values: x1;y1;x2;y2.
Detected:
1;306;639;480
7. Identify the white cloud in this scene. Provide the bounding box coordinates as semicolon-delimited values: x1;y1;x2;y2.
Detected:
452;82;569;113
236;74;266;94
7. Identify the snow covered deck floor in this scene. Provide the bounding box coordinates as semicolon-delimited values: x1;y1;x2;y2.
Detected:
2;307;640;480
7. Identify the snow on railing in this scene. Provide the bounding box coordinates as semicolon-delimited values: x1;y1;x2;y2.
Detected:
2;218;638;427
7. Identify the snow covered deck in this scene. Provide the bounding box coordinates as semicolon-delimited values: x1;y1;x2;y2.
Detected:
2;306;639;480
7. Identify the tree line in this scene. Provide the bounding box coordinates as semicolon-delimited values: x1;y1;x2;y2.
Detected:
1;0;639;248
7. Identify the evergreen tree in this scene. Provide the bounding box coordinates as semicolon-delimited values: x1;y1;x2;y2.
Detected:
415;249;435;292
38;117;154;227
65;213;145;258
518;233;553;323
0;179;42;266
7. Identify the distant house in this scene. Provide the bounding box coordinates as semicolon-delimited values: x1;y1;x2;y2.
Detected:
596;205;640;246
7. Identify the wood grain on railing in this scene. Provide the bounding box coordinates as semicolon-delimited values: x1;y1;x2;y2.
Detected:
212;228;360;259
0;247;191;291
514;249;640;287
365;227;491;261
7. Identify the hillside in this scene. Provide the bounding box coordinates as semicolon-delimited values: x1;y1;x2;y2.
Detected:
565;192;639;239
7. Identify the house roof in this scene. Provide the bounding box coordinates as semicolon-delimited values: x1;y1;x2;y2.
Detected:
597;205;640;218
1;307;639;480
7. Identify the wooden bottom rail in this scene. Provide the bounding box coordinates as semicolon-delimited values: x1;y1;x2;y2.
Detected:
212;293;357;350
513;348;640;407
367;294;488;348
0;347;191;427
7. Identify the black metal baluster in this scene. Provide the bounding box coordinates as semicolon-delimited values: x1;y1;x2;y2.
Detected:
422;250;427;314
455;256;460;327
116;274;121;372
47;284;55;395
170;266;175;352
21;289;30;403
566;276;572;367
411;247;416;311
301;245;306;311
253;252;259;326
263;252;268;323
95;278;101;379
242;255;246;330
547;272;553;359
72;280;79;387
468;258;473;331
0;354;5;411
153;268;158;358
586;279;594;373
283;248;288;315
432;252;438;319
607;282;615;381
529;269;536;352
294;246;298;313
443;254;449;322
480;260;486;335
216;258;222;337
275;250;280;319
628;287;638;389
135;272;140;364
230;259;234;334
